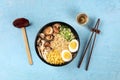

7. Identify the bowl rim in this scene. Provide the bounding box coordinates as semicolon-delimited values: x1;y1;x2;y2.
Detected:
35;21;80;66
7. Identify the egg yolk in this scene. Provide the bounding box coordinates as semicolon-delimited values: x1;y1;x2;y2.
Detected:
63;52;71;59
70;41;77;49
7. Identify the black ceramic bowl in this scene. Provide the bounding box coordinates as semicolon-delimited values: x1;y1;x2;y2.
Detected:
35;21;80;66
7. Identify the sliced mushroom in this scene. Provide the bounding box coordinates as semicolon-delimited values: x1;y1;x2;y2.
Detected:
40;45;45;57
53;23;61;28
42;47;52;60
39;33;45;39
42;50;48;60
45;35;54;41
43;26;53;35
53;23;61;33
44;47;52;53
37;47;41;56
39;40;45;55
37;37;41;45
38;42;42;47
44;41;51;47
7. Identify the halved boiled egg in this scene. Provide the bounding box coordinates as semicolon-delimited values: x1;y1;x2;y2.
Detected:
61;50;72;62
69;39;79;52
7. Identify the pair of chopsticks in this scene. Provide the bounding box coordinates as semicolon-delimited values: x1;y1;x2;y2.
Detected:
78;18;100;70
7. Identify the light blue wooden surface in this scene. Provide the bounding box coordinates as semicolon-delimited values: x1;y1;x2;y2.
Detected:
0;0;120;80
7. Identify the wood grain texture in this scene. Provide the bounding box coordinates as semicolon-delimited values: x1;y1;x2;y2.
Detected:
21;27;33;65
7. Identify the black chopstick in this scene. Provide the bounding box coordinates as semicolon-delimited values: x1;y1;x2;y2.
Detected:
86;19;100;70
77;18;100;68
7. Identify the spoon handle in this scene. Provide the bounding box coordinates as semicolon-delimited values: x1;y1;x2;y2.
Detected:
21;27;33;65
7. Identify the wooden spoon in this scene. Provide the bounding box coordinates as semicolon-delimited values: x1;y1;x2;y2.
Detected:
13;18;33;65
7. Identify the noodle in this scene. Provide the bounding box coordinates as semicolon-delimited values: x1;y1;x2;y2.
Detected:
50;34;69;52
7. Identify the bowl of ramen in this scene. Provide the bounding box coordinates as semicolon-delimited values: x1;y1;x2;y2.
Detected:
35;21;80;66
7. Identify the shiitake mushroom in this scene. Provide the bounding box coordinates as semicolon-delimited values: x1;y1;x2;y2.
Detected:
53;23;61;33
43;26;53;35
45;35;54;41
44;41;51;47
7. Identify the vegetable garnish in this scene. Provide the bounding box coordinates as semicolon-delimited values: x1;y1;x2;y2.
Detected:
59;25;75;41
